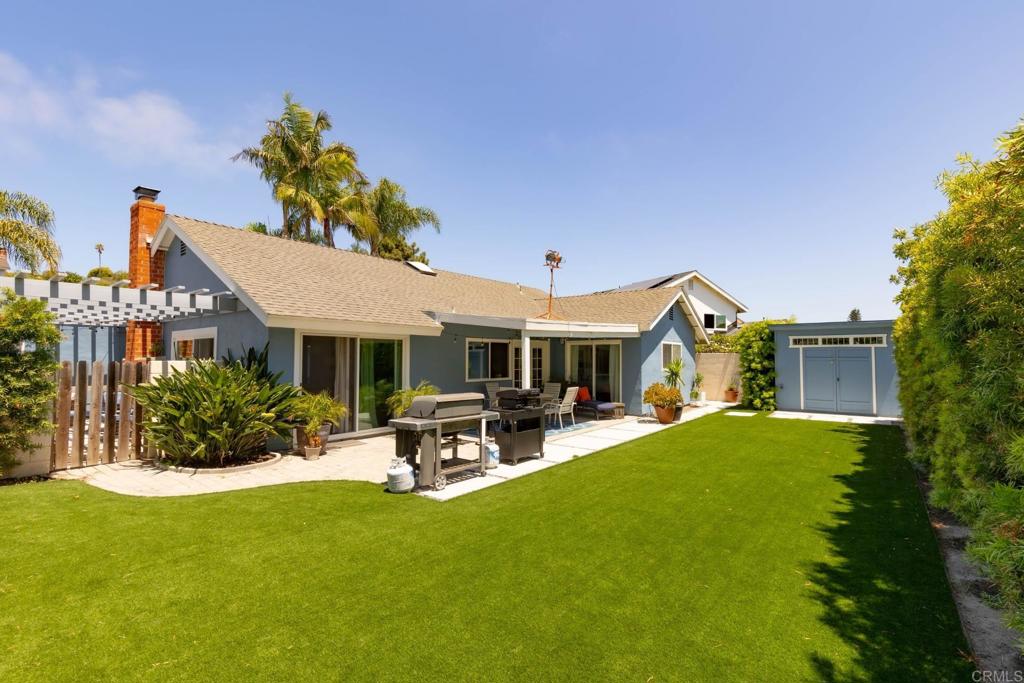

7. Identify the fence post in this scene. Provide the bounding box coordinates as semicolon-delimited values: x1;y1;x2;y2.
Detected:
72;360;87;467
104;361;118;464
133;362;149;459
87;360;103;465
53;362;72;471
117;361;135;461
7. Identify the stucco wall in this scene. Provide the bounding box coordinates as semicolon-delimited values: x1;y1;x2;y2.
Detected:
684;278;740;333
696;353;740;401
636;304;696;414
772;321;900;417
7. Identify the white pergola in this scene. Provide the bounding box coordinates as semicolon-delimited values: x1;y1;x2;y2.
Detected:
0;271;239;361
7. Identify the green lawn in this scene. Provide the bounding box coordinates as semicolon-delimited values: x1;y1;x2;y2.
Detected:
1;413;971;681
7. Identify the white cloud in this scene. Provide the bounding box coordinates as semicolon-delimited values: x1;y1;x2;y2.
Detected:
0;52;237;170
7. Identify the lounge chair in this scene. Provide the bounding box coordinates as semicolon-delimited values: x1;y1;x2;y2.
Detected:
545;386;578;429
575;386;618;420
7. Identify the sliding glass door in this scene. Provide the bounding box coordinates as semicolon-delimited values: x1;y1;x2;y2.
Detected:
301;335;403;433
568;342;621;402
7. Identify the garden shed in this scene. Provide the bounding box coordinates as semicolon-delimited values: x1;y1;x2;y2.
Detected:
771;320;900;417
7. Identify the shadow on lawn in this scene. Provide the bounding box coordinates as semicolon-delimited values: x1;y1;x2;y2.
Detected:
806;424;971;682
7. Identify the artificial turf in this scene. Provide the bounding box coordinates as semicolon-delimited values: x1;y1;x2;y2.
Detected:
1;413;972;681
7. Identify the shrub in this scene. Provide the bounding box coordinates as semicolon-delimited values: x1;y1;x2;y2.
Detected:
87;266;113;280
696;335;739;354
386;380;440;417
0;290;61;473
892;117;1024;645
733;320;779;411
221;344;272;382
643;382;681;408
293;392;348;448
132;360;302;467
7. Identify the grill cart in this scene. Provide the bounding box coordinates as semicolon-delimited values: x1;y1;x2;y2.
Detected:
389;393;498;491
494;388;546;465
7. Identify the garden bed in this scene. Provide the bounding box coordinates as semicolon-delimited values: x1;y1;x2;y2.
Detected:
159;452;283;475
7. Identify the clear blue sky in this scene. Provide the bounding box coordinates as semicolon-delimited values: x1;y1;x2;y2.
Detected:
3;1;1023;322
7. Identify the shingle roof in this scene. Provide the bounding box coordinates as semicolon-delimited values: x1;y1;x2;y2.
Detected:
168;215;549;330
605;271;695;292
546;289;681;330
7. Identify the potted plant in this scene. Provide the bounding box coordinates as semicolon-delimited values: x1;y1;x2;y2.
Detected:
691;372;705;405
293;392;348;460
644;382;682;424
724;384;739;403
663;358;685;420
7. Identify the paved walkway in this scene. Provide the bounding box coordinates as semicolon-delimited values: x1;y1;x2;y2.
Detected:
52;403;732;499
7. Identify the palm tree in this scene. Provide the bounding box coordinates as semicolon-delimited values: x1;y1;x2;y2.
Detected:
234;93;362;241
319;181;378;248
0;190;60;271
95;243;104;267
358;178;440;257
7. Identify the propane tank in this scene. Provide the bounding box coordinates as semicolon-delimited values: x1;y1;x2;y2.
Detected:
386;456;415;493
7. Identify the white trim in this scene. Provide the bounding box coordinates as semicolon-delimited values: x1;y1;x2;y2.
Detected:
798;346;804;411
512;338;550;388
431;311;639;338
268;314;441;337
661;341;683;371
564;339;624;403
871;347;877;415
663;271;749;313
677;293;710;344
170;326;218;360
644;292;683;332
465;337;514;382
788;334;887;348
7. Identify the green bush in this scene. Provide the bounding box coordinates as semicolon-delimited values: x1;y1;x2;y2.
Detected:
386;380;440;417
293;391;348;448
892;117;1024;643
643;382;681;408
132;360;302;467
734;320;779;411
0;290;61;474
695;335;738;354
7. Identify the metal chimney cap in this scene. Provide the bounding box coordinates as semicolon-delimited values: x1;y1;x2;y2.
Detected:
132;186;161;201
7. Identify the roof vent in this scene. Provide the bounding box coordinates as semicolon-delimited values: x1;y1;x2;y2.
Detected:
405;260;436;276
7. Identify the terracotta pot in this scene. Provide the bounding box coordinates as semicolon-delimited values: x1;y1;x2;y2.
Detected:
654;405;676;424
724;389;739;403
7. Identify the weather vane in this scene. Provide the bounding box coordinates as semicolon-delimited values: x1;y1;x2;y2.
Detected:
539;250;563;320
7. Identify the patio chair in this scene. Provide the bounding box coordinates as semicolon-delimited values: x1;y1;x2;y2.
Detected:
539;382;561;405
545;386;578;429
484;382;503;408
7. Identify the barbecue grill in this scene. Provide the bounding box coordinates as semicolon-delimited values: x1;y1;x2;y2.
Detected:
389;392;498;490
494;388;546;464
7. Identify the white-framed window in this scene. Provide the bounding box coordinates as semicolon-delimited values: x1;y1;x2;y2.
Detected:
171;326;217;360
789;334;887;348
466;338;512;381
703;313;727;330
661;341;682;369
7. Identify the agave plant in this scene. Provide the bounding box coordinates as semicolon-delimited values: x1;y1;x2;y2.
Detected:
663;357;685;391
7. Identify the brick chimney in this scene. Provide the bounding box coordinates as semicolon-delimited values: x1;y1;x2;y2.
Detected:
125;186;166;360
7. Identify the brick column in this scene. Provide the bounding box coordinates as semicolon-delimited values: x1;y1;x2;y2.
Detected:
125;191;166;360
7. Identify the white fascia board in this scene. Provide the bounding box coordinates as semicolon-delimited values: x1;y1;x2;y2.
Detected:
642;291;684;332
665;271;749;313
153;216;270;325
265;314;443;337
432;311;639;337
678;292;711;344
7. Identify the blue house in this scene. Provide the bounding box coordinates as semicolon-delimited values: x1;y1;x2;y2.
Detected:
132;191;746;438
771;320;900;417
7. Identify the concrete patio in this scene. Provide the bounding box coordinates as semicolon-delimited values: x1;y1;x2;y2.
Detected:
51;403;732;499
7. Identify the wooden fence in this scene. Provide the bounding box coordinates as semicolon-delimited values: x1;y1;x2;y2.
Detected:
50;359;153;471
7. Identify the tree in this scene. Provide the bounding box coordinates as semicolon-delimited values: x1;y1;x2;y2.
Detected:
0;289;61;473
0;190;60;272
95;243;104;267
352;178;440;258
848;308;862;321
351;233;430;263
234;93;363;242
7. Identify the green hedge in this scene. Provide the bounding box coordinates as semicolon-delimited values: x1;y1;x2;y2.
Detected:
892;118;1024;638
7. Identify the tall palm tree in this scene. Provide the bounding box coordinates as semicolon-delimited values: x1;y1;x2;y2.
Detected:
234;93;362;241
359;178;440;257
318;181;378;248
0;190;60;271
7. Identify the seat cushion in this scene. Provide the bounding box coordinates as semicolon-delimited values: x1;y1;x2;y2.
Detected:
578;400;615;413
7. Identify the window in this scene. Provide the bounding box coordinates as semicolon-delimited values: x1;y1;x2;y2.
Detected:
853;335;884;346
789;334;888;348
703;313;727;330
662;342;682;369
821;336;851;346
466;339;511;381
791;337;819;346
171;327;217;360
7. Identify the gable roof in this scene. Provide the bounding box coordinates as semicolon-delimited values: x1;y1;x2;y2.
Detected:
157;215;691;336
607;269;748;312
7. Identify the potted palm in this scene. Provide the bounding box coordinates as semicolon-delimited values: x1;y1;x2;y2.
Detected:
691;372;705;405
644;382;682;424
293;392;348;460
663;358;685;420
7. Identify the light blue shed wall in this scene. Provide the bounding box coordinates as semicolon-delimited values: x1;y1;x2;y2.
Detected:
772;321;900;417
